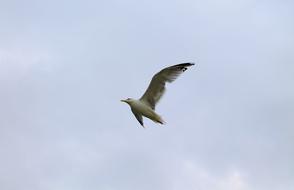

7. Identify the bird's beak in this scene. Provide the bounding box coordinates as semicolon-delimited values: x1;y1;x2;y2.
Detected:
120;99;127;103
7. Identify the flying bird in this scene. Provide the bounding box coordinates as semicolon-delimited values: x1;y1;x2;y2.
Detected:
121;63;195;127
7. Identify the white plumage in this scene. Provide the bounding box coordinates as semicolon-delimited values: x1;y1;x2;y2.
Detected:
121;63;195;127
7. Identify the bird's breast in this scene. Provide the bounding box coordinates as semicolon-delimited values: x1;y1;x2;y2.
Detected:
131;100;154;117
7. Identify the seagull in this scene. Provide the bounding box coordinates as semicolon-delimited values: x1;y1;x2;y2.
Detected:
121;63;195;128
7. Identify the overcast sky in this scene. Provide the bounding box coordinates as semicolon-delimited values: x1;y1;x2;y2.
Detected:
0;0;294;190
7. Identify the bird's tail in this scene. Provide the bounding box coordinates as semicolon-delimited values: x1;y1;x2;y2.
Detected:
153;114;166;125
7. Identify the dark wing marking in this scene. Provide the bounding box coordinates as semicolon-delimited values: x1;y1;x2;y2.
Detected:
131;108;144;128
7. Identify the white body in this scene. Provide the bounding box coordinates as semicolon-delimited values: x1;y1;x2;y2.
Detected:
129;99;164;124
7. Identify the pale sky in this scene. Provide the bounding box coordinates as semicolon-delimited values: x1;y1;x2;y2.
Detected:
0;0;294;190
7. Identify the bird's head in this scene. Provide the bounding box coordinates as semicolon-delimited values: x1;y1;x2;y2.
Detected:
120;98;134;104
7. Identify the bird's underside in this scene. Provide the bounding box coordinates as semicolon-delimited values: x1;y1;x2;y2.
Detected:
131;106;164;128
121;62;195;127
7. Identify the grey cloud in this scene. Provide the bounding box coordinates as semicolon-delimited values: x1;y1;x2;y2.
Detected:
0;0;293;190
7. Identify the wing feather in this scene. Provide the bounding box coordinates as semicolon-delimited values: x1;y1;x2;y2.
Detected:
131;108;144;127
140;63;195;109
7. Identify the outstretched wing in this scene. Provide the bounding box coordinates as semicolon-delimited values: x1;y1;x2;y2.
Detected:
140;63;195;110
131;108;144;128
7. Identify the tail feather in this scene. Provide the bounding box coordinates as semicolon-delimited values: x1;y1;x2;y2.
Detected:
154;114;166;125
146;110;166;125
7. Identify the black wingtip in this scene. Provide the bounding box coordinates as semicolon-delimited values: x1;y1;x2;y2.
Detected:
179;62;195;67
